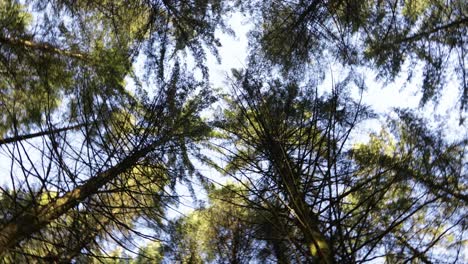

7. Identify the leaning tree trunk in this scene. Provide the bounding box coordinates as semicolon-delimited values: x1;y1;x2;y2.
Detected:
266;137;332;264
0;139;165;254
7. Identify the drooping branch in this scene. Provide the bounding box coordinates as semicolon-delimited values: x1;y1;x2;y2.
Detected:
0;35;88;61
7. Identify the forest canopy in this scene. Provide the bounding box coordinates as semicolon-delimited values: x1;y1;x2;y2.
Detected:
0;0;466;263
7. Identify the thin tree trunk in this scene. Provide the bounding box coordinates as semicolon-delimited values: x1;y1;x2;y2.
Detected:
0;123;85;146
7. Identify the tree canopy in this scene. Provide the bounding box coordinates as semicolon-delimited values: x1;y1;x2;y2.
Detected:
0;0;466;263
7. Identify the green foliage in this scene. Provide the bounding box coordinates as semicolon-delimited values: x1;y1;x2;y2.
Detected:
347;111;466;262
246;0;467;113
167;184;258;263
132;242;163;264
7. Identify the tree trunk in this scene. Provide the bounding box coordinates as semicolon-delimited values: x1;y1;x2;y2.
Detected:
267;138;332;264
0;123;86;146
0;140;164;254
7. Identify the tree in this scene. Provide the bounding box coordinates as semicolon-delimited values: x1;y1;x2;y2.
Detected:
240;0;467;118
348;110;466;262
0;0;225;261
166;184;258;264
0;163;170;263
212;67;370;262
212;65;466;262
